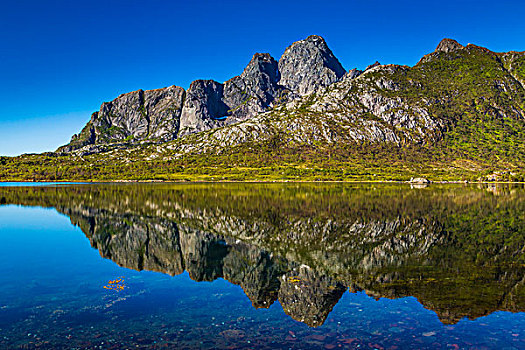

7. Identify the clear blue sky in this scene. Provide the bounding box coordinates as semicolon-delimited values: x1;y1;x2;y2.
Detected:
1;0;524;156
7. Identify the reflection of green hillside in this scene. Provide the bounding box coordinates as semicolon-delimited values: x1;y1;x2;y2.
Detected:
1;183;524;325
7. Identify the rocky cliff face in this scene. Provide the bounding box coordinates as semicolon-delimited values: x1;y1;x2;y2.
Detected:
61;86;185;152
60;35;349;152
278;35;346;96
178;80;228;137
223;53;283;122
178;53;285;136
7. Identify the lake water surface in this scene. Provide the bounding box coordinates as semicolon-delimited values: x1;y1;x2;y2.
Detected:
0;183;524;349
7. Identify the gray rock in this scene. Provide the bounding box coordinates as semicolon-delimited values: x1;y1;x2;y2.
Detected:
98;89;148;141
223;53;284;122
278;35;346;96
344;68;363;80
179;53;289;136
435;38;464;53
410;177;431;184
144;86;185;141
60;35;351;151
179;80;228;136
60;85;185;151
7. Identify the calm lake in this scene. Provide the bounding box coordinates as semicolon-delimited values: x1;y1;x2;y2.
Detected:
0;183;523;349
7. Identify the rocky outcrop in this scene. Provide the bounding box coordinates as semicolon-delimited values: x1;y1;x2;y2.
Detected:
278;35;346;96
409;177;431;184
59;86;185;152
344;68;363;80
223;53;283;122
435;38;464;53
502;51;525;89
417;38;467;66
178;80;228;136
179;53;285;136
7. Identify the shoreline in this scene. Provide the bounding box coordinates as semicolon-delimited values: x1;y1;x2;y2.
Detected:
1;179;524;185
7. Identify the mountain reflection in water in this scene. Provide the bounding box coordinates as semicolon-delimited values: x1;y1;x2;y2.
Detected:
1;183;524;327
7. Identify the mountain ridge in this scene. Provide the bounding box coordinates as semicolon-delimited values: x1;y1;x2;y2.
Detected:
60;36;525;154
59;35;348;152
2;36;525;182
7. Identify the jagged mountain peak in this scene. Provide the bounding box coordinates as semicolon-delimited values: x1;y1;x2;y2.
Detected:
59;35;350;152
240;52;280;82
297;34;328;46
435;38;464;53
250;52;274;62
416;38;465;65
278;35;346;96
221;52;281;123
365;61;381;71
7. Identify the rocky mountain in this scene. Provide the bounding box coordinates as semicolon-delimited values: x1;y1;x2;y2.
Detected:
148;37;525;158
59;35;347;152
277;35;346;96
34;36;523;183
